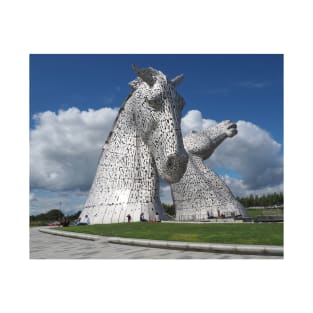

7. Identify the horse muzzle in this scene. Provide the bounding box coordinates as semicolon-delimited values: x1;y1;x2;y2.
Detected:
160;152;188;183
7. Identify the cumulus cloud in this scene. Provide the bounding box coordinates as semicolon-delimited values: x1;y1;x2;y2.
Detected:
221;175;283;197
181;110;283;196
29;189;89;215
159;181;173;204
30;107;283;203
30;107;118;191
207;121;283;190
181;110;216;136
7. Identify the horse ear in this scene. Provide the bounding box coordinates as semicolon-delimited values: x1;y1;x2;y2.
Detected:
171;74;184;86
132;64;156;87
129;78;142;90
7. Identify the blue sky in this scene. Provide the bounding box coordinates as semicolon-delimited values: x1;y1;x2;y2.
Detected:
30;54;283;143
30;54;283;215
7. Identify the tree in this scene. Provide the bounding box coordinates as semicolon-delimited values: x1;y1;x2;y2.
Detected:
31;209;64;222
162;203;176;217
237;192;284;208
68;210;82;221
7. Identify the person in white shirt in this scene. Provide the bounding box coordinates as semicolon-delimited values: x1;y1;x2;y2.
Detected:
78;214;90;225
155;212;161;222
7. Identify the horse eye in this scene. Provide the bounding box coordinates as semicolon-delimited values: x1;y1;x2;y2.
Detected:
148;99;161;110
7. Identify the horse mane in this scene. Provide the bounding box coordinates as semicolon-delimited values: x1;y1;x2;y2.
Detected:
104;73;156;145
104;88;135;145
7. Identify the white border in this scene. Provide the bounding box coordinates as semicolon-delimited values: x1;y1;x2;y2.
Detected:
1;1;312;312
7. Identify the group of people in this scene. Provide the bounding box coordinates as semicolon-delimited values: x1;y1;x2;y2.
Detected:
126;212;161;223
62;213;161;225
61;216;70;227
60;214;90;227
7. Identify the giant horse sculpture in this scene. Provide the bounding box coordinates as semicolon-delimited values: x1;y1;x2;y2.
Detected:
80;65;188;224
171;120;248;221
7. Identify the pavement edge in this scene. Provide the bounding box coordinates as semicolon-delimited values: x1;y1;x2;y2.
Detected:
39;228;283;256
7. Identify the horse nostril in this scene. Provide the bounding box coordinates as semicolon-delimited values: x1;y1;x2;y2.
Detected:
166;153;187;170
166;156;175;169
163;152;188;183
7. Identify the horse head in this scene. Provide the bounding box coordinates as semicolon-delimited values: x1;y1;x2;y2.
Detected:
183;120;238;160
129;65;188;183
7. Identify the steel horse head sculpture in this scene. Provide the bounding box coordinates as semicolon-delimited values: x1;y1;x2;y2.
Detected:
80;65;188;224
171;120;248;221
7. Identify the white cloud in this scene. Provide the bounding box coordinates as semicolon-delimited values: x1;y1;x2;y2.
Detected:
207;120;283;190
180;110;283;196
221;175;283;197
159;182;173;204
181;110;216;136
30;107;283;208
30;107;218;193
29;189;88;216
30;107;118;191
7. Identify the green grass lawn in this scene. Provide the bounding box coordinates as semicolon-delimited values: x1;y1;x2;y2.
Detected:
57;222;283;246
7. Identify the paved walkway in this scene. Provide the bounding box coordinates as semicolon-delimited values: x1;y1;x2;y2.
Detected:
30;227;282;259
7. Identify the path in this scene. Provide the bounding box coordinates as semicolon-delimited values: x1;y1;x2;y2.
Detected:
30;227;282;259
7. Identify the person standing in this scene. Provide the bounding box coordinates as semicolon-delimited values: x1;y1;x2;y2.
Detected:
126;214;131;223
78;214;90;225
140;212;147;222
61;216;70;227
155;212;161;222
